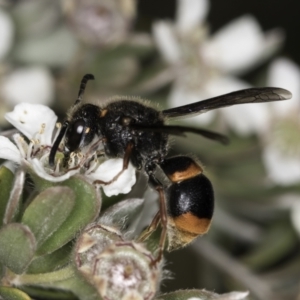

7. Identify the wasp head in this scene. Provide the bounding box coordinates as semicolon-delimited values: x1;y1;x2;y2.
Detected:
49;104;101;167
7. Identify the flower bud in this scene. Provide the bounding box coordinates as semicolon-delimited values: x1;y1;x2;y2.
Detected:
75;223;123;269
64;0;136;47
75;224;161;300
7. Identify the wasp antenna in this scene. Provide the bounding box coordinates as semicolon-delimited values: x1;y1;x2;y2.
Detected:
49;121;70;167
74;74;95;106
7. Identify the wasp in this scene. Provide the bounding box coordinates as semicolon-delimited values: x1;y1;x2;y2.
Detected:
49;74;291;262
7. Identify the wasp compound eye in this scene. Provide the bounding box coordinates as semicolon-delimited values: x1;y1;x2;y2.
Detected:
66;119;86;152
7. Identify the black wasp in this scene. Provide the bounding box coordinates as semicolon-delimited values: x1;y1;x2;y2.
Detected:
49;74;291;261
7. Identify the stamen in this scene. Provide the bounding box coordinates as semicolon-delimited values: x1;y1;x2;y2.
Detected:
13;134;27;158
77;152;84;165
68;153;76;168
40;151;50;164
39;123;46;135
27;142;34;159
55;158;61;174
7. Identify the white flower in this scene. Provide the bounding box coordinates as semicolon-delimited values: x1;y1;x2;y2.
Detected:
0;8;14;61
176;0;209;34
263;56;300;233
262;143;300;185
201;15;282;75
1;67;55;106
0;103;136;196
153;0;283;132
261;58;300;185
5;102;57;144
87;159;136;197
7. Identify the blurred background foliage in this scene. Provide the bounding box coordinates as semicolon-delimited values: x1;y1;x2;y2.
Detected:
0;0;300;299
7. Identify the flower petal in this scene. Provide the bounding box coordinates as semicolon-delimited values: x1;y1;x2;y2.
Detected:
168;83;216;124
5;103;57;144
205;75;250;96
0;9;14;61
202;15;282;74
176;0;209;33
90;158;136;197
1;67;55;106
262;143;300;185
206;76;270;135
153;21;182;65
0;136;21;163
223;102;269;135
267;58;300;117
30;158;78;182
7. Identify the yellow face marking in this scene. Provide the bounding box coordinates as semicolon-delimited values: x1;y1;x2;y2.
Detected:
173;212;211;235
100;109;108;118
169;163;203;183
85;127;90;134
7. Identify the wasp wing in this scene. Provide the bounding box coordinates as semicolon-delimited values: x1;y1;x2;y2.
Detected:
131;124;229;144
162;87;292;118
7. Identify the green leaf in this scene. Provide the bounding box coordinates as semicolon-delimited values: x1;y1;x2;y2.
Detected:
0;262;4;279
241;222;298;270
54;272;100;300
100;198;144;227
89;55;138;89
22;186;75;248
156;289;249;300
20;286;75;300
16;266;99;300
27;243;72;274
36;176;101;255
0;223;36;274
0;167;15;226
0;287;31;300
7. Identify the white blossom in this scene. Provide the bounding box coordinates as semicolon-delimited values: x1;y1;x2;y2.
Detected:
1;67;55;106
88;159;136;197
0;103;136;196
261;58;300;185
176;0;209;33
153;0;283;132
201;15;282;74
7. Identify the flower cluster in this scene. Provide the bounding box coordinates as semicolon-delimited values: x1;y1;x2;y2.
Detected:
0;102;136;196
153;0;300;242
153;0;283;127
0;0;299;299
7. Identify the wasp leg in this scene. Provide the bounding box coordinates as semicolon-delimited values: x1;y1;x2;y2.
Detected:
138;210;160;242
93;142;133;185
145;174;168;264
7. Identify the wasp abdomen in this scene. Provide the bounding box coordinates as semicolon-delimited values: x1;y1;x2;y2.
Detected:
160;156;214;250
167;175;214;232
